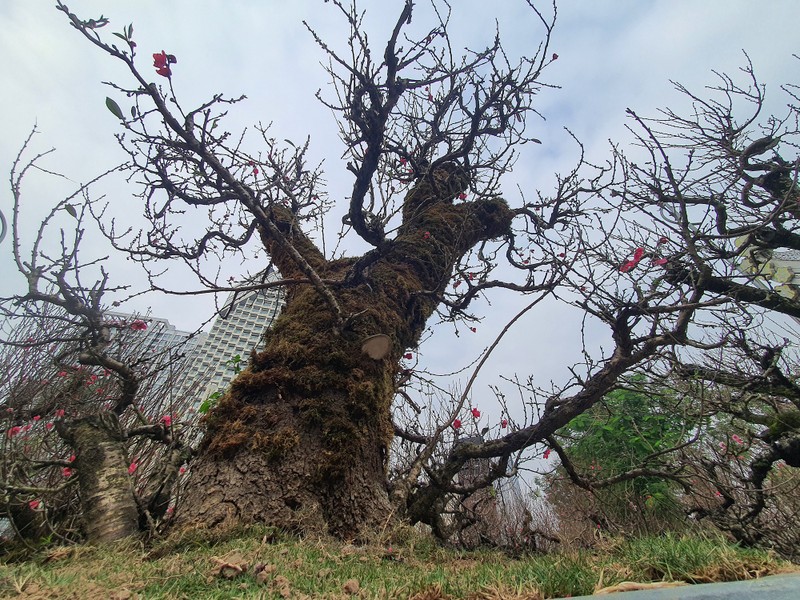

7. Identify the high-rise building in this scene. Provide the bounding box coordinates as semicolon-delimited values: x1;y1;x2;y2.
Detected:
178;268;286;408
738;244;800;301
101;311;207;414
105;311;207;359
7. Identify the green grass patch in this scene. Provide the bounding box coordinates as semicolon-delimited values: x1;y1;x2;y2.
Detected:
0;527;794;599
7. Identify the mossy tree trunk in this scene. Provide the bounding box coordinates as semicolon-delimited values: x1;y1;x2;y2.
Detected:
178;165;514;538
57;412;140;542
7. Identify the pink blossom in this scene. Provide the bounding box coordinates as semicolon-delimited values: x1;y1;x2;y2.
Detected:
32;415;41;422
452;419;462;430
543;448;551;459
45;423;54;431
501;419;508;429
620;247;645;272
128;461;138;475
651;258;668;266
469;327;477;333
152;50;176;78
161;415;172;427
130;319;148;331
404;352;413;360
62;467;72;478
7;426;21;438
55;409;65;418
69;454;76;463
57;371;68;377
458;193;467;200
423;231;431;240
731;434;743;445
179;466;186;474
28;499;40;510
471;408;481;419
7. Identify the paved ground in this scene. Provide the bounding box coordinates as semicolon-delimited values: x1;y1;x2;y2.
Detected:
563;573;800;599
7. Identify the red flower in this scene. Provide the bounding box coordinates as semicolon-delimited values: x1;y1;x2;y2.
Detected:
551;53;559;61
32;415;41;422
501;419;508;428
471;407;481;419
543;448;551;459
161;415;172;427
452;419;462;430
731;434;743;445
62;467;72;478
423;231;431;239
657;236;668;245
152;50;176;78
179;466;186;474
7;426;21;438
45;423;54;431
130;319;148;331
651;258;668;266
28;499;40;510
57;371;67;377
404;352;413;360
69;454;76;463
55;408;65;418
458;193;467;200
619;247;645;272
469;327;477;333
128;461;138;475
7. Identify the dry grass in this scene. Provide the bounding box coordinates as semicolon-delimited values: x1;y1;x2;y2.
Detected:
0;526;795;599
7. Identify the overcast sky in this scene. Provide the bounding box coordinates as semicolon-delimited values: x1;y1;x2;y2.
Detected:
2;1;799;428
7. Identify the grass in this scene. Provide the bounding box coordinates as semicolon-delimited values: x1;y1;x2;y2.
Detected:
0;526;795;599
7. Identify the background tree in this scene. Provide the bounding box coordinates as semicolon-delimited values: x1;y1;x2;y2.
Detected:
540;56;800;557
545;382;691;540
0;132;198;544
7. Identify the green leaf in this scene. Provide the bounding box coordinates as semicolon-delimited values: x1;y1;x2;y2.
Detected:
105;97;125;120
64;204;78;218
198;400;211;415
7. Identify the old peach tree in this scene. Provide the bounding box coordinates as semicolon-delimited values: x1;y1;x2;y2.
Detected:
55;1;587;538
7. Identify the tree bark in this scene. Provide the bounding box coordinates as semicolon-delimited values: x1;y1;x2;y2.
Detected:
178;165;515;538
57;412;140;542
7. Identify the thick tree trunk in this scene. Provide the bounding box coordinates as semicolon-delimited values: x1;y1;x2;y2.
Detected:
179;389;394;538
57;412;140;542
179;165;515;538
178;271;399;539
